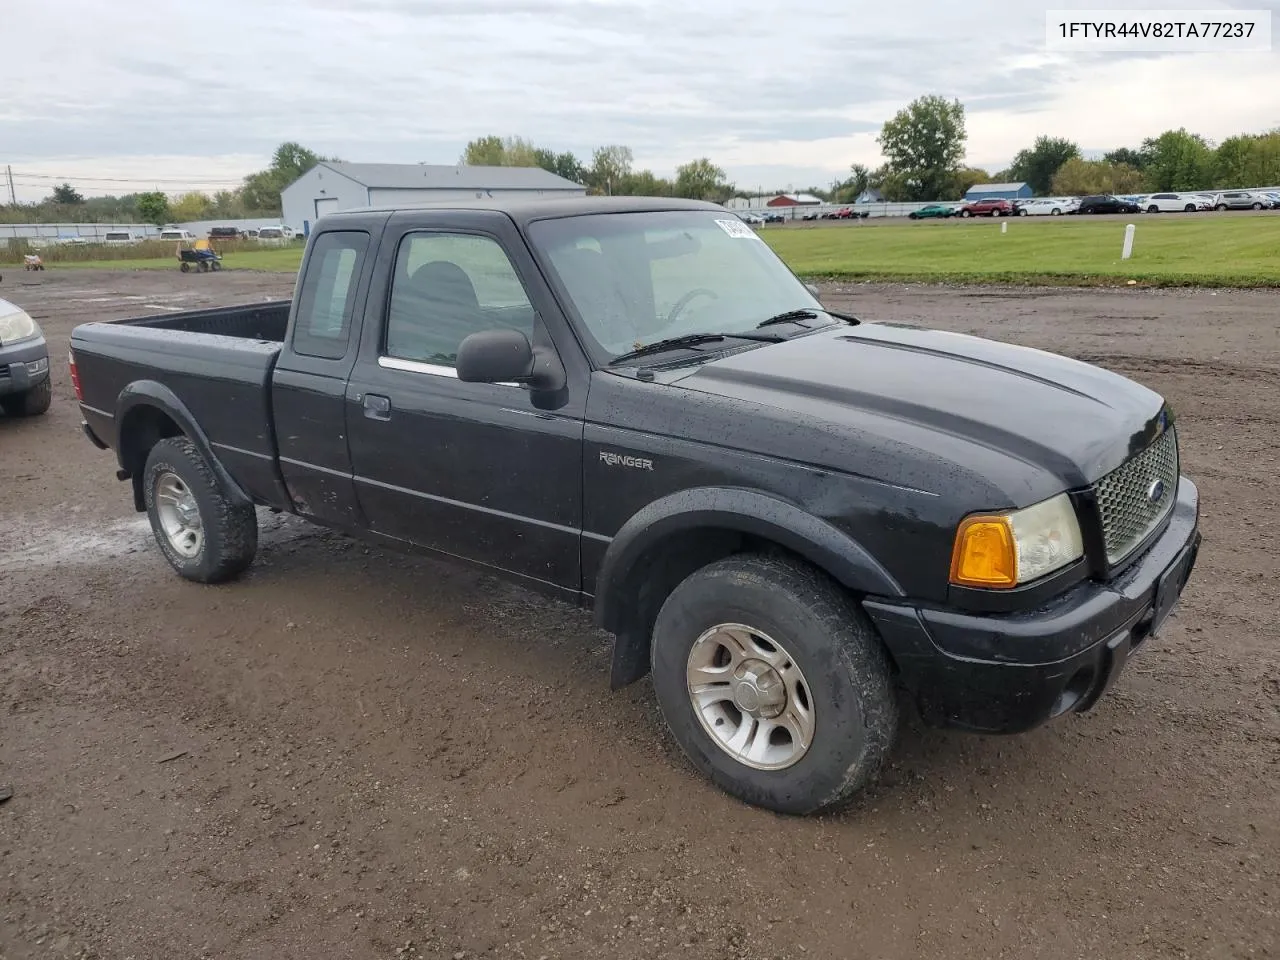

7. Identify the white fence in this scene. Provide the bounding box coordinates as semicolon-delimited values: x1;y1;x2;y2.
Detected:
0;222;161;241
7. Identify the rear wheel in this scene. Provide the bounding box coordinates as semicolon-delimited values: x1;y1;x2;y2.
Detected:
143;437;257;583
1252;202;1264;210
1216;204;1229;211
180;262;191;273
1148;205;1159;214
650;554;898;815
992;209;1002;217
0;378;51;417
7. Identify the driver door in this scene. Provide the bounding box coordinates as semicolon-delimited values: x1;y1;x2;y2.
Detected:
344;212;586;594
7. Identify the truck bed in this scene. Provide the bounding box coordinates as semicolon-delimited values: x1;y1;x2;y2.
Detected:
121;300;291;340
70;301;294;510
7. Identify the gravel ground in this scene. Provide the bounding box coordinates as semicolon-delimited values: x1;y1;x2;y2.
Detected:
1;269;1277;960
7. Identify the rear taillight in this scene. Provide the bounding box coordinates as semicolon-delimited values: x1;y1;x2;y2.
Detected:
68;350;84;402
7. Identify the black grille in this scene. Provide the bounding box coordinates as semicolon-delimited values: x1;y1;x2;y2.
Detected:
0;364;10;380
1094;426;1179;565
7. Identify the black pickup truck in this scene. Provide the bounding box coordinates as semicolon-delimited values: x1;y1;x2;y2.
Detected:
70;197;1201;815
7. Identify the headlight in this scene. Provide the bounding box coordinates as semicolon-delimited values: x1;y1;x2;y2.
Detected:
0;305;38;344
950;492;1084;589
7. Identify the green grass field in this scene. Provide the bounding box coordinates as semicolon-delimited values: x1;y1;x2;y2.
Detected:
765;216;1280;287
37;216;1280;287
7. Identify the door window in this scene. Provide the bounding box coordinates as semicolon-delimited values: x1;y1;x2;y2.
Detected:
384;233;535;369
291;230;369;360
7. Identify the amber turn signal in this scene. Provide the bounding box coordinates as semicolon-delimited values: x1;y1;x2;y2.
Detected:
950;515;1018;589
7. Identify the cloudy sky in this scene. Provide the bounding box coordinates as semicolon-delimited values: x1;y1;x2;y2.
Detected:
2;0;1278;200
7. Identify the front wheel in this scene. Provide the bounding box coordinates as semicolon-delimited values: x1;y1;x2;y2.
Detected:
0;378;51;417
1185;205;1197;212
650;554;898;815
143;437;258;583
1216;204;1228;211
1253;203;1264;210
1148;205;1159;214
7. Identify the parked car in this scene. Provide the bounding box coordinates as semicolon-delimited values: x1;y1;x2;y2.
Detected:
738;212;765;225
800;210;822;221
762;211;785;224
1016;198;1078;216
1143;193;1210;213
1212;191;1271;210
69;196;1202;816
255;226;292;244
1260;192;1280;209
0;296;52;417
102;230;140;245
958;198;1014;217
908;204;955;219
208;226;242;241
1077;195;1143;215
159;228;198;242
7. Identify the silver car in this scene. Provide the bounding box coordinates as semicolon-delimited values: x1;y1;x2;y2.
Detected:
1211;191;1272;211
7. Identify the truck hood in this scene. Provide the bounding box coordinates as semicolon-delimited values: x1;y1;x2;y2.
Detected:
669;322;1166;501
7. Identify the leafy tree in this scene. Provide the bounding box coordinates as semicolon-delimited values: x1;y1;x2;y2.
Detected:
241;141;337;214
588;145;634;194
170;191;213;222
619;169;673;196
136;191;171;226
1103;147;1145;169
1008;136;1081;195
533;148;586;183
1050;158;1144;196
461;135;539;167
211;190;246;218
50;183;85;205
1140;129;1215;191
875;95;967;201
952;167;992;196
462;135;507;165
674;157;732;201
832;163;871;203
1213;131;1280;188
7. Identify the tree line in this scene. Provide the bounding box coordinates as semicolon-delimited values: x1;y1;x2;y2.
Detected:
4;106;1279;226
827;95;1280;202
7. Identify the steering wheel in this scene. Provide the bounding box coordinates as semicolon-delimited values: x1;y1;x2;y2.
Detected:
665;287;719;328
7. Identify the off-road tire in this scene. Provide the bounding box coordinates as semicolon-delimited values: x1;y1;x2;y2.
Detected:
0;378;51;416
650;553;898;815
143;437;257;583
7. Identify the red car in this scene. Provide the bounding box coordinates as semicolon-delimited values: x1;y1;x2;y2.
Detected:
958;198;1014;218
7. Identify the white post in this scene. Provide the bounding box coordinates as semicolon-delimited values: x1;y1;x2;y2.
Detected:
1122;223;1136;260
1001;221;1007;234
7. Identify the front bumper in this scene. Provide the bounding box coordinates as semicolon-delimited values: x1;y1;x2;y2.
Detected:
0;336;50;396
866;477;1201;734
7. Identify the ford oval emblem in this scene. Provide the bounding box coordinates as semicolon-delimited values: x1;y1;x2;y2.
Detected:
1146;478;1166;503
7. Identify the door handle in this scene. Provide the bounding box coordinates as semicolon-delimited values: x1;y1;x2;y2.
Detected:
362;393;391;421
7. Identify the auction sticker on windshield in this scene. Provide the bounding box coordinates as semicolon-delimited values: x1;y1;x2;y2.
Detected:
715;219;760;239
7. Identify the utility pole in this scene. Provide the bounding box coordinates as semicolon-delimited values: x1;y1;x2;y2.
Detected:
5;166;15;205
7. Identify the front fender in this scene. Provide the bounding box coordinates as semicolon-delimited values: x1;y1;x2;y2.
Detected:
593;486;904;635
115;380;252;511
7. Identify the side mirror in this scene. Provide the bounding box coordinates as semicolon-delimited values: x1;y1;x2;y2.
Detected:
456;329;534;384
456;328;566;393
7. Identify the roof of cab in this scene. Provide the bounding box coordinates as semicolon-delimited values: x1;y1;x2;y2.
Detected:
324;194;728;227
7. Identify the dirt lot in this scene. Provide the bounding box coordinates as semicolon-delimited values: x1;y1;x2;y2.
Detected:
2;269;1277;960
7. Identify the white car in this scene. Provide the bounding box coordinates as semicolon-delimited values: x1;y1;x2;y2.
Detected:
1016;197;1078;216
738;212;765;225
1143;192;1210;213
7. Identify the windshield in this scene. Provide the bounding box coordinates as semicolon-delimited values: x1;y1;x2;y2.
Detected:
528;210;823;361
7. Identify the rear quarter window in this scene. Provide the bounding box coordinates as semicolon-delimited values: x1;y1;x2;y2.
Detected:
290;231;370;360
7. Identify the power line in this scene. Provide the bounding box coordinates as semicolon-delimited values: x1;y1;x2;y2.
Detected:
7;170;248;185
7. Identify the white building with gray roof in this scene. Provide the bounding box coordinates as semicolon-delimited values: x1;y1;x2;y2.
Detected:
281;161;587;235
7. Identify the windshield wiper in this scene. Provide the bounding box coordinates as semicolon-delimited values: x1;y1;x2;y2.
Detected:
608;331;785;366
757;307;860;329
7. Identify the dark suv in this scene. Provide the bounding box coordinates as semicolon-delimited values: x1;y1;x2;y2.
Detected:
1078;195;1142;215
